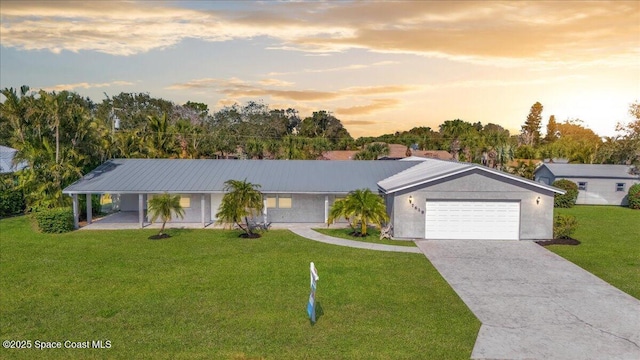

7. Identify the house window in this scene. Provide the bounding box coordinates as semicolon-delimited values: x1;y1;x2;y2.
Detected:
179;195;191;208
578;182;587;191
278;195;292;209
616;183;625;192
266;196;277;208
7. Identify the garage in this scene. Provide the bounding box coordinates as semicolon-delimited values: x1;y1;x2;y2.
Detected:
425;201;520;240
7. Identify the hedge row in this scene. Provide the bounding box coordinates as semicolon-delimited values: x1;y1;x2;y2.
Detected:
33;208;74;233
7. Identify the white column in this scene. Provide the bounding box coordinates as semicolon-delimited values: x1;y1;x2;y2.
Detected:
201;194;206;228
324;195;329;223
263;198;268;223
72;194;79;229
138;194;144;228
86;194;92;224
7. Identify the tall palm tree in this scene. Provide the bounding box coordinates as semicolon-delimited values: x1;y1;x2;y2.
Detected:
327;189;389;236
216;179;264;237
148;193;185;236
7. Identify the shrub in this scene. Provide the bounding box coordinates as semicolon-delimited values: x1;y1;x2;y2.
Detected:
33;208;74;233
628;183;640;210
552;179;579;208
0;188;25;218
554;214;578;239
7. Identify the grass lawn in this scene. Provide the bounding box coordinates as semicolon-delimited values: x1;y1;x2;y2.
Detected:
0;216;479;359
550;206;640;299
313;227;416;247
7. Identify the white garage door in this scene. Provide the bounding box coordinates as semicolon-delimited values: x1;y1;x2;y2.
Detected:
425;201;520;240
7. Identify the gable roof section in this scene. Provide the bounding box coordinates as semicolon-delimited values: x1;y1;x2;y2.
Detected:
0;145;28;174
378;158;564;194
535;163;638;180
63;159;421;194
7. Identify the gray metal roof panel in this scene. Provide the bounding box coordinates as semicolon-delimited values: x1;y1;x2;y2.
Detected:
536;163;637;179
378;158;564;194
63;159;421;194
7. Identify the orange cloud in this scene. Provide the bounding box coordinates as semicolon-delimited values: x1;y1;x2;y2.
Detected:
336;99;401;115
0;1;636;65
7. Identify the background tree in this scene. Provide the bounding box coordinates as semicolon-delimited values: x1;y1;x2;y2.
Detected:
354;143;389;160
298;110;352;145
439;119;474;161
521;102;543;146
148;193;185;237
544;115;559;144
327;188;389;236
216;179;264;238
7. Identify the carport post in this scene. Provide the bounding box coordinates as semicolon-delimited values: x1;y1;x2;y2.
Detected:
324;196;329;223
263;198;267;223
86;194;92;225
72;194;79;229
201;194;205;228
138;194;144;228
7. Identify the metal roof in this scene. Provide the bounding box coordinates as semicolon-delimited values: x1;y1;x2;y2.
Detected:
63;159;421;194
378;158;565;194
535;163;638;179
0;145;28;174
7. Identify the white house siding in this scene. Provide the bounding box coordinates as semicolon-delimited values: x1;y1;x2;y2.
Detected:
391;170;555;240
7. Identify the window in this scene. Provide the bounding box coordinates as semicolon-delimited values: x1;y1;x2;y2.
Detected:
578;182;587;191
266;196;277;208
179;195;191;208
278;195;292;208
616;183;625;192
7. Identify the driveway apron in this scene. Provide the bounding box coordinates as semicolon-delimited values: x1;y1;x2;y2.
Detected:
416;240;640;360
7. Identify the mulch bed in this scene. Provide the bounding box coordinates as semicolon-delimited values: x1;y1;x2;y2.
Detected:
148;234;171;240
239;233;261;239
535;237;581;246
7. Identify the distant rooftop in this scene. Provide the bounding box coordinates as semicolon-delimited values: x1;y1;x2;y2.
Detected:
537;163;638;179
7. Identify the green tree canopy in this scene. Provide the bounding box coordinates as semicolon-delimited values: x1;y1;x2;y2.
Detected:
327;188;389;236
216;179;264;237
148;193;185;236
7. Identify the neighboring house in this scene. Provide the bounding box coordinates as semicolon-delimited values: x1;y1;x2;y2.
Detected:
0;145;28;174
534;163;640;206
63;158;562;240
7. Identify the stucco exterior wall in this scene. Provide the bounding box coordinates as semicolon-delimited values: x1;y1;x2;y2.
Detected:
534;171;639;205
391;170;555;240
265;194;326;223
562;177;635;206
120;194;146;211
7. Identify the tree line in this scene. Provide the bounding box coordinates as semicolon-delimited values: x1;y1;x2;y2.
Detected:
1;86;638;212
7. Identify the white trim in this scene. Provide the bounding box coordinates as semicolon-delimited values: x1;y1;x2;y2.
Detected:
381;166;565;195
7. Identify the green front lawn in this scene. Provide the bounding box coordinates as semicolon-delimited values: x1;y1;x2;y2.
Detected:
551;206;640;299
0;216;479;359
313;227;417;247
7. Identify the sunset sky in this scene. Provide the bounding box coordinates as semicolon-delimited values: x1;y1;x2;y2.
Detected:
1;1;638;138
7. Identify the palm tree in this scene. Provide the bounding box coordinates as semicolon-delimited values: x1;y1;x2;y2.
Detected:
327;189;389;236
148;193;185;237
216;179;264;237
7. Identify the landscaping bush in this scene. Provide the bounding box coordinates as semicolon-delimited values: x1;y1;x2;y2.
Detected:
33;208;74;233
0;188;25;217
628;183;640;210
0;175;26;217
554;214;578;239
552;179;579;208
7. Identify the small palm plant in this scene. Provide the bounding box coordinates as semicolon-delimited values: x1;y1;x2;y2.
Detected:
148;193;185;237
327;188;389;236
216;179;264;238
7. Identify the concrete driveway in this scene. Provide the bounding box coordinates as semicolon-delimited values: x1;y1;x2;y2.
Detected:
416;240;640;360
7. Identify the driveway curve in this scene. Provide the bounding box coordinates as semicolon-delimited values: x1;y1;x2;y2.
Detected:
287;225;422;253
417;240;640;360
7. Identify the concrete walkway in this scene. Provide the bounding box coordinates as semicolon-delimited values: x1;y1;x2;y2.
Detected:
416;240;640;360
287;225;422;253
